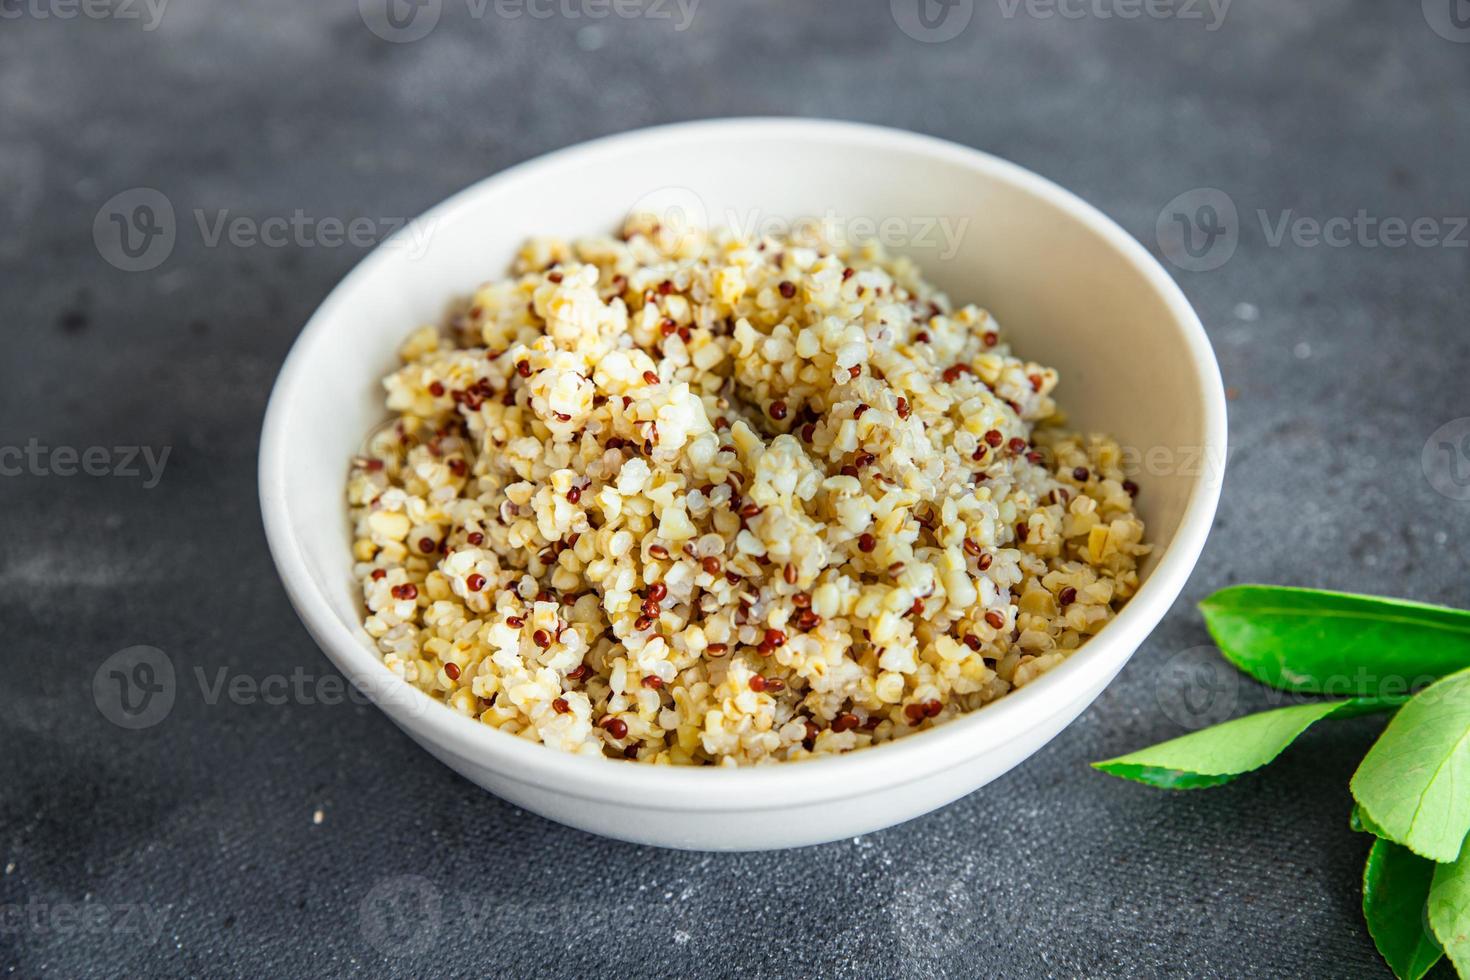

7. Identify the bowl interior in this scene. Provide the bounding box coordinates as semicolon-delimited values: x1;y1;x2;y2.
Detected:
267;120;1219;733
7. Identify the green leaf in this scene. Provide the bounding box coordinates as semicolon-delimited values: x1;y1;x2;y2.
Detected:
1351;667;1470;863
1200;586;1470;697
1363;837;1443;980
1353;803;1392;839
1093;698;1401;790
1429;844;1470;977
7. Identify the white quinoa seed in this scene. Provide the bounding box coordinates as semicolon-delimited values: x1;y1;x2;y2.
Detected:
347;217;1150;765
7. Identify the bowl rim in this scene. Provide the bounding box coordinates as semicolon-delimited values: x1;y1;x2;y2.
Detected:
259;116;1227;810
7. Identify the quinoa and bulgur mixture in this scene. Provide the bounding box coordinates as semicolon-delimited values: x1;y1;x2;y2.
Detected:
347;216;1149;765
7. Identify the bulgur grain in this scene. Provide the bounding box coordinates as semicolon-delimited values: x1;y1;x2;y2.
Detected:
347;218;1149;764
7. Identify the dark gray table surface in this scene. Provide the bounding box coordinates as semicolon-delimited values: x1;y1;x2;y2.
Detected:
4;1;1468;976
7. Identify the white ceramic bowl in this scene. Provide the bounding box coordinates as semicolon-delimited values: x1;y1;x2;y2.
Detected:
260;118;1227;851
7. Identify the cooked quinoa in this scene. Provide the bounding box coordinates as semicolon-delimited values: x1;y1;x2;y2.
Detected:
347;216;1149;765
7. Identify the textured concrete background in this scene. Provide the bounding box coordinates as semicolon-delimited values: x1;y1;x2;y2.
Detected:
3;1;1468;976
